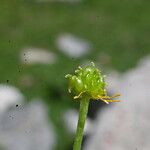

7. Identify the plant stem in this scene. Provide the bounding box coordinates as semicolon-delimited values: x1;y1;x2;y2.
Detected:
73;97;90;150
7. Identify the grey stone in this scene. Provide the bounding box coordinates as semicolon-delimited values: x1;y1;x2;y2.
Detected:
64;109;92;135
0;85;24;113
56;33;91;58
0;101;56;150
20;48;57;65
84;56;150;150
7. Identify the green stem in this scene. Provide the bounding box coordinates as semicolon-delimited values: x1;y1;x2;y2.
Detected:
73;97;90;150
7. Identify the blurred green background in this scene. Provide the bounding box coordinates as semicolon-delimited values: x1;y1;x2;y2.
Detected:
0;0;150;149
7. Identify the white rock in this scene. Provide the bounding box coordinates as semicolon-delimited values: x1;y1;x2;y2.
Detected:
0;84;24;113
64;109;92;135
0;101;56;150
20;48;57;65
84;56;150;150
56;34;91;58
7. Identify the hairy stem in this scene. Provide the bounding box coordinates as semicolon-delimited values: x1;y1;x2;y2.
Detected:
73;97;90;150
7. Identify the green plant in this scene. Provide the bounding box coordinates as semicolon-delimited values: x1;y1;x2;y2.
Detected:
65;62;120;150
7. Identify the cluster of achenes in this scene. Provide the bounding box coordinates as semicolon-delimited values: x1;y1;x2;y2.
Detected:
65;62;120;150
65;62;120;104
